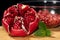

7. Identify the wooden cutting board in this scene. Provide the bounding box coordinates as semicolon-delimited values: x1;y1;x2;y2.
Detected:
0;26;60;40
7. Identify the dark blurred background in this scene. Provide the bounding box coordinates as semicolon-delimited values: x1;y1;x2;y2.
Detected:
0;0;60;26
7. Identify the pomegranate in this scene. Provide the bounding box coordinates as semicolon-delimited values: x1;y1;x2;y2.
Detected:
2;4;39;36
38;9;60;28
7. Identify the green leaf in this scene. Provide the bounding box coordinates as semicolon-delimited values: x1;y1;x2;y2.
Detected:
38;21;47;30
34;29;46;37
46;29;51;36
34;21;51;37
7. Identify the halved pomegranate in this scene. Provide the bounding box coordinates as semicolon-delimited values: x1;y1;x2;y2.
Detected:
2;4;39;36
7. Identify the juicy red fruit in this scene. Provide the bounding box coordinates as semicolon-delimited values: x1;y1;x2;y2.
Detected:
2;4;38;36
38;9;60;28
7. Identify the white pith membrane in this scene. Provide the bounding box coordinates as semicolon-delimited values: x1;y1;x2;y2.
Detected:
22;5;26;9
14;16;27;32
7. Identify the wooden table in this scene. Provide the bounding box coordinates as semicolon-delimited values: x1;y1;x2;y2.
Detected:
0;26;60;40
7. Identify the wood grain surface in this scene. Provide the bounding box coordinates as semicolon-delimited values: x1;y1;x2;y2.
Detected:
0;26;60;40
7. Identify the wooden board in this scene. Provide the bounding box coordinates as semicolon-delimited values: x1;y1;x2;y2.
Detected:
0;26;60;40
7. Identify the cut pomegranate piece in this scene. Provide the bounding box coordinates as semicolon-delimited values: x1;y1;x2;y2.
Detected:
2;4;39;36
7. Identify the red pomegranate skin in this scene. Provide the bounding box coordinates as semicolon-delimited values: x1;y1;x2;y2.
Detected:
38;9;60;28
2;4;39;36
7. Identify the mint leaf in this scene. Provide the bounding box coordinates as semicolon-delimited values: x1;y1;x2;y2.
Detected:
38;21;47;30
34;21;51;37
34;29;46;37
46;29;51;36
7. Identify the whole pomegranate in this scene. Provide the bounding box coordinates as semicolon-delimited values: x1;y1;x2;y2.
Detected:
2;4;39;36
38;9;60;28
